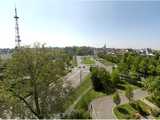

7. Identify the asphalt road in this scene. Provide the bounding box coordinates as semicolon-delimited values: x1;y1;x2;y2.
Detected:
64;56;90;88
64;67;90;88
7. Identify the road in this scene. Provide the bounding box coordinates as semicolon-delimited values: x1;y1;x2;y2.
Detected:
64;67;90;88
64;56;90;88
90;88;148;119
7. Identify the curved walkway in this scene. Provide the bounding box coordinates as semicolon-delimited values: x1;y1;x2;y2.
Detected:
89;89;148;119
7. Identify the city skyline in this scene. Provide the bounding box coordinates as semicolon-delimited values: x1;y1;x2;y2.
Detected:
1;0;160;49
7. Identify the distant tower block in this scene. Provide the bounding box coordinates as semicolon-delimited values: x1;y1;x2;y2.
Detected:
14;7;21;48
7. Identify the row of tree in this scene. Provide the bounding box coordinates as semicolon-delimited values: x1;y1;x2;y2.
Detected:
64;46;94;56
99;52;160;78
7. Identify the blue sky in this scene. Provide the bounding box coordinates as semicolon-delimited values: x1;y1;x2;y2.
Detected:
1;0;160;49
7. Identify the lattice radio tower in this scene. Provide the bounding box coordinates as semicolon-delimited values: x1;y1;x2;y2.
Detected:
14;7;21;48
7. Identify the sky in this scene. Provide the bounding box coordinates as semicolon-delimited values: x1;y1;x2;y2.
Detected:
0;0;160;49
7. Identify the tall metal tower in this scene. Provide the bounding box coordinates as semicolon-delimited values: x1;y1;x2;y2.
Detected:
14;7;21;48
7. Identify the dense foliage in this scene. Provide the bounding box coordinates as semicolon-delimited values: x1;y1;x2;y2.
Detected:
0;45;73;119
98;52;160;88
125;85;134;103
90;67;115;94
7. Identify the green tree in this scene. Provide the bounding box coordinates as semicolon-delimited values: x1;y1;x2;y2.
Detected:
125;85;133;103
139;59;148;77
118;60;129;74
156;65;160;75
148;64;155;75
3;45;71;118
146;77;160;99
112;91;121;106
111;69;120;86
91;67;115;94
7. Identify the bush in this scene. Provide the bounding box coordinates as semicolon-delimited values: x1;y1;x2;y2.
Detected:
117;107;129;114
132;112;141;119
150;109;160;117
90;67;115;94
125;85;133;103
113;92;121;106
137;105;148;116
130;101;149;116
130;102;138;110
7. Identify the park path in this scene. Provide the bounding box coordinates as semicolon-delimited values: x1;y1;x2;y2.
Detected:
89;89;148;119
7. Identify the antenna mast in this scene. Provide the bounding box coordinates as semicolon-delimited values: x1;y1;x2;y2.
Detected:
14;7;21;48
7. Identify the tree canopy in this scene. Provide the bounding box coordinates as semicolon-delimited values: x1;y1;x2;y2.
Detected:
0;45;72;118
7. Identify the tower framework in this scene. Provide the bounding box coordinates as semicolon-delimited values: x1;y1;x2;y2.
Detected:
14;7;21;48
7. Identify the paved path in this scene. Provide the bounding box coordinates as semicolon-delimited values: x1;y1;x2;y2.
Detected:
90;89;148;119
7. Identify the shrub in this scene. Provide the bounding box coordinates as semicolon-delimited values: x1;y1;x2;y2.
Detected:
112;92;121;106
125;85;133;103
132;112;141;119
90;67;115;94
130;102;138;110
150;109;160;117
117;107;129;114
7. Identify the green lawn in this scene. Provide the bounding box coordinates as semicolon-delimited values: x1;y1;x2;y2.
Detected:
75;88;105;111
82;56;95;65
64;75;92;110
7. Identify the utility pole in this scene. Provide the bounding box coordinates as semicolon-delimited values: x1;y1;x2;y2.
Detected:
80;67;82;83
14;7;21;48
